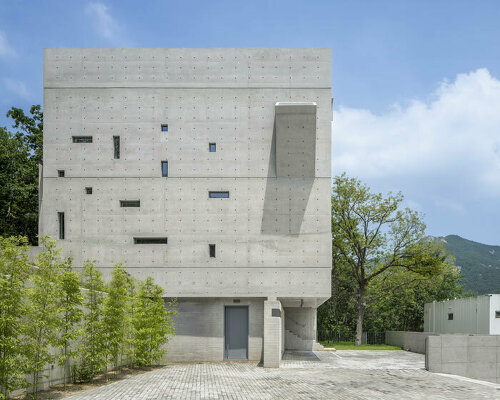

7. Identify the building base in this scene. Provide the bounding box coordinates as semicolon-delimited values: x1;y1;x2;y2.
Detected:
164;297;322;367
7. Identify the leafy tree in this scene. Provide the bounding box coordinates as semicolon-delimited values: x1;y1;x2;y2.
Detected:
0;128;38;244
6;106;43;161
123;275;138;367
74;261;107;382
102;264;129;371
0;106;43;245
364;262;468;332
133;277;176;366
24;237;64;398
331;174;447;345
317;254;357;341
0;236;31;400
318;239;469;341
56;258;83;389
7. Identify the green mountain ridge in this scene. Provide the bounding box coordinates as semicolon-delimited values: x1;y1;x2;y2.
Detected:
442;235;500;295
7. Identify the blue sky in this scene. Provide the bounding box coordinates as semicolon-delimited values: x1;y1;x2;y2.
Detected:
1;0;500;244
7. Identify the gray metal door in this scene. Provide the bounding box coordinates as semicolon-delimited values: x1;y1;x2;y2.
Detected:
224;306;249;359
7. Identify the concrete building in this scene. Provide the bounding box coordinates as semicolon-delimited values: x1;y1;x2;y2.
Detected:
41;48;332;367
424;294;500;334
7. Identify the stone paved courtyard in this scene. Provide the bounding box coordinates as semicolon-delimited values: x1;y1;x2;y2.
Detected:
66;350;499;399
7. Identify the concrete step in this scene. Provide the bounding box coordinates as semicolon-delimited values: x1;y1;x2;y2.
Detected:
285;329;314;351
313;341;325;351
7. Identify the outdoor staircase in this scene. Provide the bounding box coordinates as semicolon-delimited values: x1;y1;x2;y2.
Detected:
285;329;323;351
285;314;324;351
313;341;325;351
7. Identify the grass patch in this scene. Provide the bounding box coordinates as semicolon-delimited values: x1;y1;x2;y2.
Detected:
320;341;401;350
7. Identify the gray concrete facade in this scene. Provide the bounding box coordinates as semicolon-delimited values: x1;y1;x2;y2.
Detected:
41;48;332;364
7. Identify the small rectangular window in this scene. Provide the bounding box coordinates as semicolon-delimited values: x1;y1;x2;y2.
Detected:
58;212;65;240
161;124;168;132
58;170;65;177
496;311;500;318
85;187;92;194
448;313;454;320
209;244;216;258
161;161;168;177
113;136;120;159
72;136;93;143
209;191;229;198
209;143;216;152
134;237;168;244
120;200;140;207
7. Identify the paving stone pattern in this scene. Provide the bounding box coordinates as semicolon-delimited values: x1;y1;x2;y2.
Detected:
66;351;499;400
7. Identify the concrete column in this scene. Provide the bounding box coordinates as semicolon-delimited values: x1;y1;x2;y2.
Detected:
263;297;282;368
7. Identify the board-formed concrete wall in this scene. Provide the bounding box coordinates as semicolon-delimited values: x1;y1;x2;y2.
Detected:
42;48;332;364
426;334;500;384
41;48;332;303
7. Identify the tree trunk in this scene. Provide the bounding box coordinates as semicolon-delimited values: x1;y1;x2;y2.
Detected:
355;287;366;346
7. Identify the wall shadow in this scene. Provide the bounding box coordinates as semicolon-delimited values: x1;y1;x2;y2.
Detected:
260;118;314;236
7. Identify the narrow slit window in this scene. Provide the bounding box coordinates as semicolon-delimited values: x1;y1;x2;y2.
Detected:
58;170;65;177
209;244;216;258
113;136;120;159
209;143;216;152
72;136;93;143
58;212;65;240
134;237;168;244
161;161;168;177
161;124;168;132
448;313;453;320
85;187;92;194
209;191;229;199
120;200;140;207
496;311;500;318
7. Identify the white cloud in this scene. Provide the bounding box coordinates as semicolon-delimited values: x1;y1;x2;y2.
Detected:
85;2;121;43
4;78;31;100
0;31;16;58
332;68;500;207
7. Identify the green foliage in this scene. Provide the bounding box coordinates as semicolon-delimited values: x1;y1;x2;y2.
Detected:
444;234;500;294
319;241;467;340
329;174;451;345
73;262;107;382
317;255;357;339
319;341;401;350
56;258;83;388
132;278;176;366
0;127;38;245
6;106;43;161
0;234;176;393
102;264;130;370
24;237;65;398
0;237;31;400
123;276;138;366
0;106;43;245
363;261;466;332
